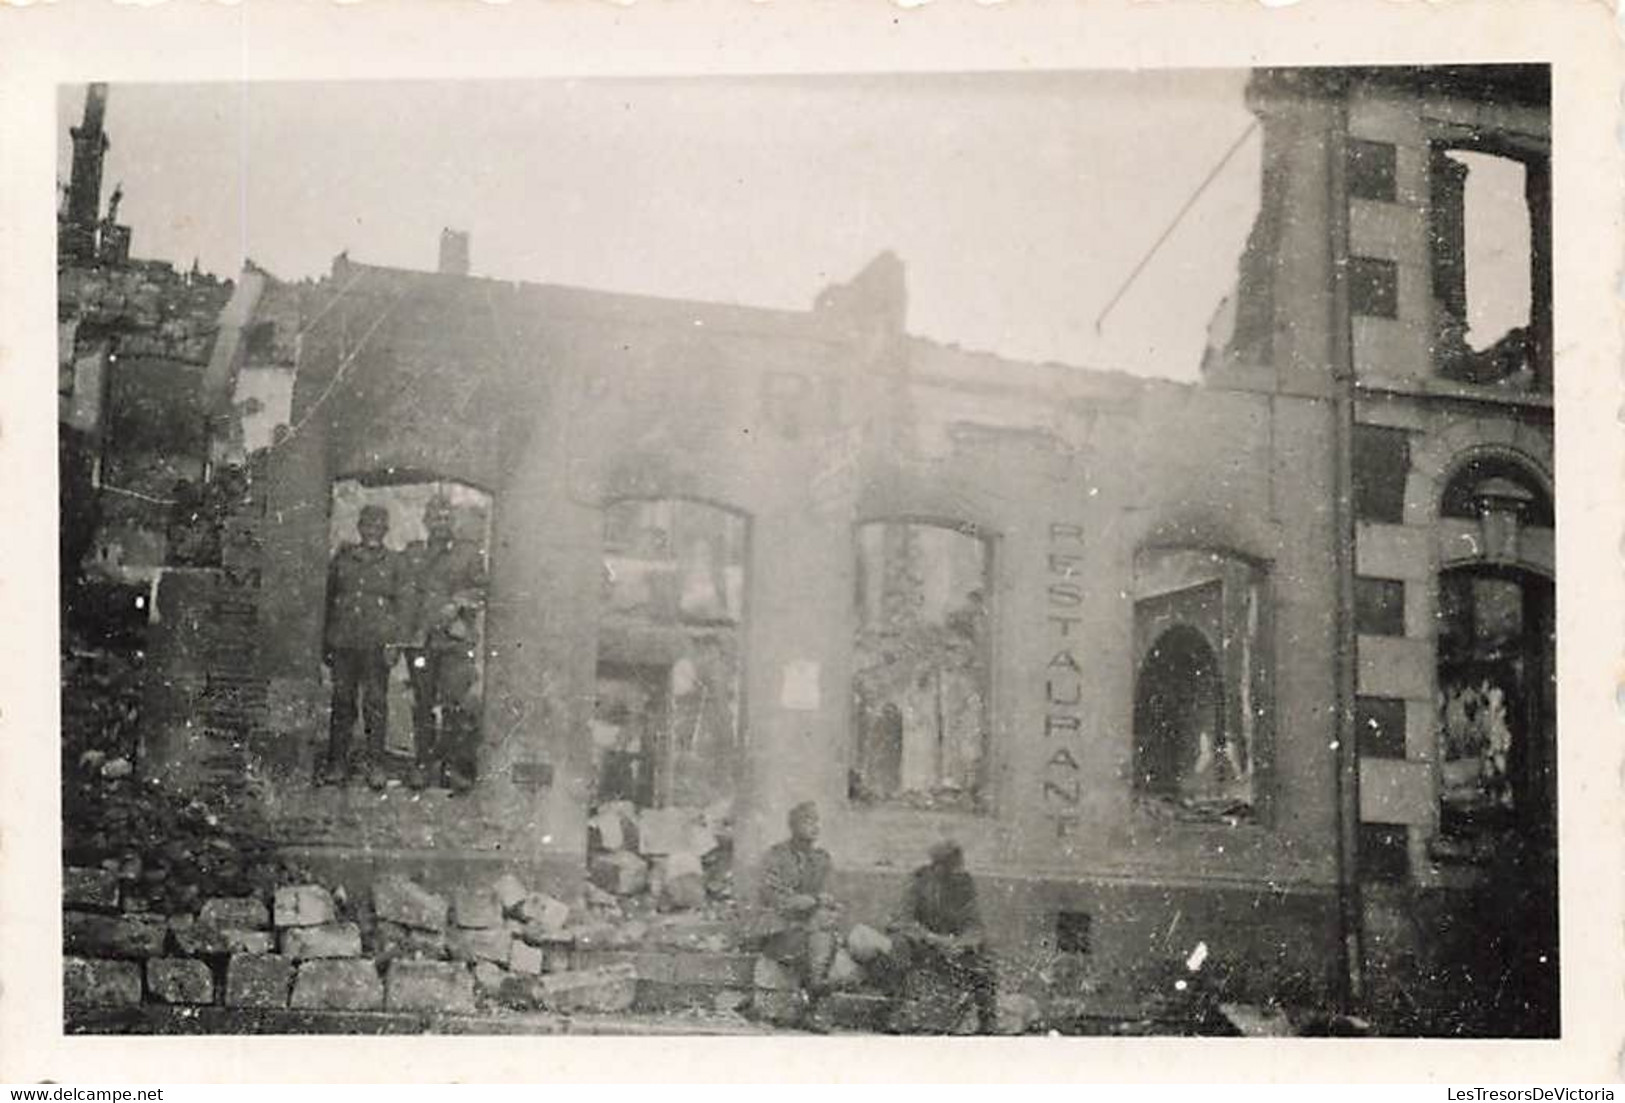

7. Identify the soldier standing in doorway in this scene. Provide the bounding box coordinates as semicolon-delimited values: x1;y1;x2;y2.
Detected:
402;492;488;794
322;503;405;790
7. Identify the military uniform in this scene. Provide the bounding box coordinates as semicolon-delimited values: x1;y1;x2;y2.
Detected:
402;533;487;788
324;539;405;779
756;838;839;986
888;858;997;1033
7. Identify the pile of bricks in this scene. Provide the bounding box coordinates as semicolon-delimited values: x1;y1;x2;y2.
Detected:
586;802;730;913
61;867;651;1019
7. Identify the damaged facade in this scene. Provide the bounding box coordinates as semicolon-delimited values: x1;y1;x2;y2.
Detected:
64;67;1555;1033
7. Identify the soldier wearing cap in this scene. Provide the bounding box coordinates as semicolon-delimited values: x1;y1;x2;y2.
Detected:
322;503;405;788
887;838;997;1033
401;492;488;793
756;801;843;1027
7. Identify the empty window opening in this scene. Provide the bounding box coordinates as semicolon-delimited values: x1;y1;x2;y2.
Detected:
1359;823;1410;883
1431;147;1539;386
1352;425;1411;525
1355;578;1406;637
1347;139;1399;203
850;521;992;813
1349;256;1399;319
1356;696;1408;759
594;498;747;812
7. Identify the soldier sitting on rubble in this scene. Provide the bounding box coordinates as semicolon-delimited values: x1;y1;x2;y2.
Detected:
886;839;997;1034
321;503;405;790
754;801;842;1029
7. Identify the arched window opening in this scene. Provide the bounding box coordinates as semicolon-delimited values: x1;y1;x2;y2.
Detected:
1131;548;1265;820
325;474;492;783
850;520;991;813
594;498;747;813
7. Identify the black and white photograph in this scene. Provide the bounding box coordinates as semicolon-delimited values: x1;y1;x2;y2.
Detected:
7;1;1624;1086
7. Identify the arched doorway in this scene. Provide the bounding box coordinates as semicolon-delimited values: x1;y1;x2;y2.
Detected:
1436;564;1555;848
1435;456;1556;847
1429;455;1557;1035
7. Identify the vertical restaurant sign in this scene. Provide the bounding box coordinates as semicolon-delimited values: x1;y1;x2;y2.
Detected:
1044;522;1087;840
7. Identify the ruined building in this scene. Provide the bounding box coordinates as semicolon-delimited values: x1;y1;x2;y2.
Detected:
58;83;239;638
67;68;1554;1033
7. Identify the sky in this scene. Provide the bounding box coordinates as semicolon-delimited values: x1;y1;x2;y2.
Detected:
57;73;1263;381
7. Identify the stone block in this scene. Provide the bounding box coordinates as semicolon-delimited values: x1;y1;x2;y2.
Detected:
657;852;704;880
385;960;476;1013
1359;758;1434;826
660;875;706;911
199;896;270;930
452;887;503;929
654;854;707;911
274;884;336;928
1355;522;1433;582
472;960;507;997
374;920;449;962
509;940;545;975
673;952;755;986
64;957;142;1008
1357;636;1434;702
170;915;273;956
290;959;384;1011
491;874;528;914
373;875;448;932
64;911;167;958
448;926;513;964
225;954;294;1008
515;892;570;934
589;851;648;896
536;963;638;1014
63;867;120;911
588;811;624;852
281;922;363;960
147;957;215;1004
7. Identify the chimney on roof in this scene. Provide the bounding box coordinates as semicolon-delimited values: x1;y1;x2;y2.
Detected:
438;228;470;276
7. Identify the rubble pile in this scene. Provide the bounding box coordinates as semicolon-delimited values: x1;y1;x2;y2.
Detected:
61;864;734;1021
61;642;145;776
585;801;737;926
62;638;306;916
